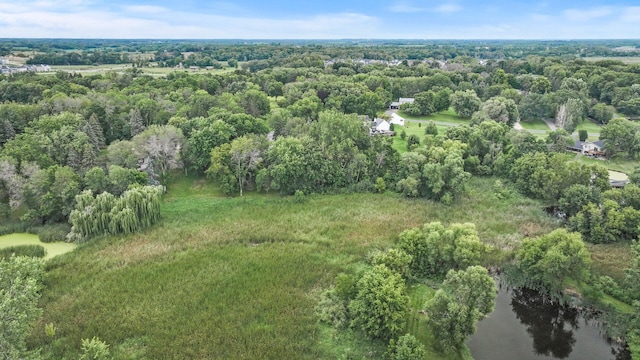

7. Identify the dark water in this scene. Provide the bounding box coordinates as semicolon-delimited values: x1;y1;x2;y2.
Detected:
468;284;631;360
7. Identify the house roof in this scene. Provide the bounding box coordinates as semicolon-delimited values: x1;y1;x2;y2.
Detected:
399;98;415;104
373;118;387;127
569;140;605;151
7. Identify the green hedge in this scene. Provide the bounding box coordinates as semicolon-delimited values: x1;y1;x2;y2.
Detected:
0;244;46;259
37;223;71;243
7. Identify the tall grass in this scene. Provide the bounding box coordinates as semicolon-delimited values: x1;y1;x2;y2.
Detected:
30;175;557;359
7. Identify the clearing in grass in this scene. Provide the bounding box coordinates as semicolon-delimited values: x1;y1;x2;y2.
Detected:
29;175;558;359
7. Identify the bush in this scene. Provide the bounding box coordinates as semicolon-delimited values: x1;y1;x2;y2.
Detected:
374;177;386;193
0;222;28;237
579;129;588;142
315;287;349;329
293;190;306;203
350;179;374;193
80;337;111;360
0;245;46;259
36;223;71;243
387;334;426;360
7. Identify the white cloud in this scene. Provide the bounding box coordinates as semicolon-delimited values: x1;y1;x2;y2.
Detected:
122;5;167;14
389;3;424;13
433;3;462;14
389;2;461;14
564;7;613;21
0;7;379;39
621;6;640;22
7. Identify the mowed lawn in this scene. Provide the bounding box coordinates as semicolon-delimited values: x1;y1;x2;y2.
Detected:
392;120;449;154
576;119;602;136
519;119;550;131
398;108;471;125
31;175;558;359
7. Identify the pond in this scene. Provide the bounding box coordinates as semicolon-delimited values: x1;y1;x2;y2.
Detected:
0;233;76;259
468;282;631;360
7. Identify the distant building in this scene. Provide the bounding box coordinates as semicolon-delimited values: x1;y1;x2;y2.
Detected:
0;58;8;65
373;118;391;132
567;140;605;157
388;112;405;126
389;98;415;110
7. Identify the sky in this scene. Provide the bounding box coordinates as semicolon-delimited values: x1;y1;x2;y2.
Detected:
0;0;639;39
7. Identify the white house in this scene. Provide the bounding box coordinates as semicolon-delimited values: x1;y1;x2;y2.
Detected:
389;112;405;127
567;140;605;157
373;118;391;132
389;97;415;110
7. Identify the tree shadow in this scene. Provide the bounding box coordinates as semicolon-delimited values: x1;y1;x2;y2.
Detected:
511;287;578;359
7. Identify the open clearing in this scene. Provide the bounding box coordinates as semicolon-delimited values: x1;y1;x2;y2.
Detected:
583;56;640;64
0;233;76;259
46;63;235;77
31;175;557;359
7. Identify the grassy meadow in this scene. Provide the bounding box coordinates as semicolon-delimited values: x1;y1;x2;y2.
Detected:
392;120;449;154
46;63;236;77
29;175;559;359
519;119;550;131
397;108;471;125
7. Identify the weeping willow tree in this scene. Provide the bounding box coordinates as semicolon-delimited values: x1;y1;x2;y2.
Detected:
68;186;163;242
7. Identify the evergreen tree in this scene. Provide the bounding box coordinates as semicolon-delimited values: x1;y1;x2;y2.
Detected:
129;108;145;137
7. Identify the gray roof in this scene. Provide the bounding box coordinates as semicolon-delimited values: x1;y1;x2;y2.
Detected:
569;140;605;151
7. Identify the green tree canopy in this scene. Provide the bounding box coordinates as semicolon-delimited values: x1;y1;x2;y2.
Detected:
348;265;409;340
515;229;591;292
397;222;485;277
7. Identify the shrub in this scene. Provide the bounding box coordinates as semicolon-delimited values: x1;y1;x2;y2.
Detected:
37;223;71;243
293;190;306;203
374;177;386;193
80;337;111;360
0;222;28;237
0;245;46;259
315;287;349;329
387;334;426;360
579;129;588;142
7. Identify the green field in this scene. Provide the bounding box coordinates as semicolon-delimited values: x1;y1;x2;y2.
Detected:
583;56;640;64
30;175;557;359
392;120;449;154
575;154;637;174
0;233;75;259
47;63;235;77
519;119;550;131
397;108;471;125
575;119;603;135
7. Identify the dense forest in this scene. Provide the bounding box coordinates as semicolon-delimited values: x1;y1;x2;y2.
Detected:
1;40;640;359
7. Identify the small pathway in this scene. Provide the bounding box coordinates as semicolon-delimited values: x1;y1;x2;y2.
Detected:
543;118;557;131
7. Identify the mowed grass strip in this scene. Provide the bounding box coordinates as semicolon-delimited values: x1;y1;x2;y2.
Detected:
519;119;550;131
32;176;557;359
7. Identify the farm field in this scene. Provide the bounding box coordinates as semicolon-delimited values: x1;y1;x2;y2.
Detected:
30;175;558;359
47;63;235;77
583;56;640;64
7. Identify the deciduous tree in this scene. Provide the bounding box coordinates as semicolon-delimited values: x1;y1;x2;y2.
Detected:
348;265;409;340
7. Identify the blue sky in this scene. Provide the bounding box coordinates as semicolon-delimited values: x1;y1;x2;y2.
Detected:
0;0;639;39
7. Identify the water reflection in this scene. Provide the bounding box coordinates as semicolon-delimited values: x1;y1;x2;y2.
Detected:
467;282;632;360
511;287;578;358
